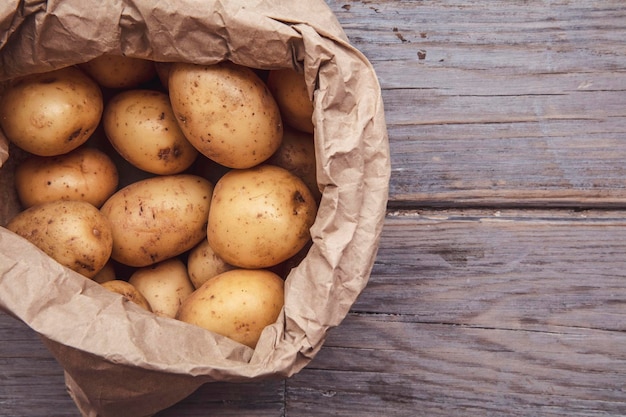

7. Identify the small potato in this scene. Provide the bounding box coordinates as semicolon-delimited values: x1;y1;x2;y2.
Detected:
168;61;283;169
207;164;317;269
187;239;234;289
267;68;314;134
6;200;113;278
100;174;213;267
267;126;320;203
103;89;198;175
79;55;157;89
14;146;119;209
101;280;152;312
0;66;103;156
128;258;195;318
91;260;116;284
176;269;284;349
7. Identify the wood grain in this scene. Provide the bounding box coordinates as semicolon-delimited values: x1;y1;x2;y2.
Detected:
327;0;626;207
356;211;626;331
0;314;80;417
289;319;626;417
287;209;626;417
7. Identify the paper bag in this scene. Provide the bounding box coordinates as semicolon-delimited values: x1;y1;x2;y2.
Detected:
0;1;390;416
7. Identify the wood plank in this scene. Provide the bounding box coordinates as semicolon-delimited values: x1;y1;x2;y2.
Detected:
355;210;626;331
387;118;626;206
330;0;626;70
0;314;81;417
287;318;626;417
154;380;285;417
326;0;626;207
284;209;626;416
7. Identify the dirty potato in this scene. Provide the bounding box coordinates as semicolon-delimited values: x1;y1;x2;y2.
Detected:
267;67;314;134
6;200;113;278
100;174;213;267
207;164;317;269
103;89;198;175
128;258;195;318
267;126;320;203
168;61;283;169
14;146;119;209
79;55;157;89
0;66;103;156
176;269;284;349
101;280;152;311
92;260;116;284
187;238;234;289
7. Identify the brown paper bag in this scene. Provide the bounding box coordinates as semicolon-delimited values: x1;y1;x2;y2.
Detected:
0;1;390;416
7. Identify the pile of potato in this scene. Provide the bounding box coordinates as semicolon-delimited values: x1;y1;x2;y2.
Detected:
0;55;320;349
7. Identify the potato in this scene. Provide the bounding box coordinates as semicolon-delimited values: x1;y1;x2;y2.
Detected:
187;239;234;289
0;66;103;156
92;260;116;284
103;89;198;175
207;164;317;269
100;174;213;267
79;55;157;89
14;146;119;209
101;280;152;312
176;269;284;349
267;126;320;203
128;258;195;318
267;68;314;134
168;61;283;169
6;200;113;278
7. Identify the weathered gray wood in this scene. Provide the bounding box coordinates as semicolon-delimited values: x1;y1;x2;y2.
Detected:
285;209;626;416
288;318;626;417
327;0;626;207
0;314;81;417
355;211;626;332
154;380;285;417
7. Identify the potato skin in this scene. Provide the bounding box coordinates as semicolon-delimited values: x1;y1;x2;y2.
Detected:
101;280;152;312
267;68;314;134
6;200;113;278
0;66;103;156
176;269;284;349
79;55;156;89
187;238;234;289
168;61;283;169
92;260;116;284
267;126;320;203
207;164;317;269
128;258;195;318
103;89;198;175
15;146;119;209
100;174;213;267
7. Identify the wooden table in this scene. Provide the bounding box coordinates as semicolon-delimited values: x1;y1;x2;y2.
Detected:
2;1;626;415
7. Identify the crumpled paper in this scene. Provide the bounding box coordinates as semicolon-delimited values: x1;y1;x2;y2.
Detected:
0;1;390;416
